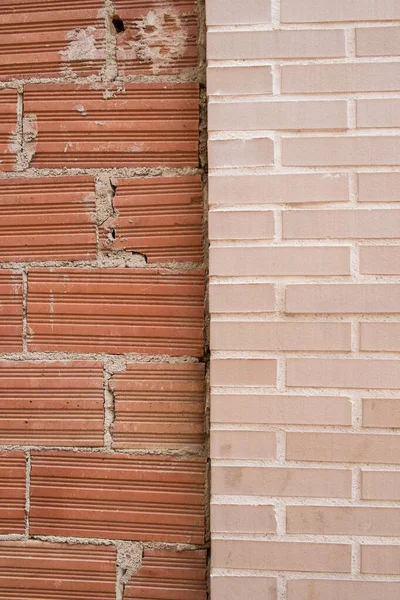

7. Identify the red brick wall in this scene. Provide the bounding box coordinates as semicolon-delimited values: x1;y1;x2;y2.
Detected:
0;1;207;598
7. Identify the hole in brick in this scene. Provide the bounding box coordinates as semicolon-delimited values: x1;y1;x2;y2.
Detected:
112;15;125;34
111;228;116;240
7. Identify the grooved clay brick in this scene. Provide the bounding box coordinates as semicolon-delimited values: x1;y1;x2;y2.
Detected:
358;172;400;202
211;505;276;534
207;67;273;96
363;399;400;429
212;466;352;498
0;89;17;171
287;506;400;536
114;0;198;76
0;1;105;79
24;84;199;168
287;358;400;389
0;271;22;352
283;136;400;167
286;284;400;314
206;0;271;25
288;580;400;600
0;176;96;261
0;541;116;599
212;540;351;572
283;209;400;239
208;30;345;59
111;363;205;450
282;63;400;94
362;545;400;575
357;99;400;128
124;549;207;599
287;432;400;464
362;470;400;500
211;321;351;352
209;173;350;205
209;101;347;131
101;176;203;263
211;359;277;387
360;246;400;275
210;247;350;276
0;452;25;534
210;430;277;459
211;577;277;600
281;0;400;23
209;284;276;313
357;26;400;56
209;210;274;240
30;452;206;543
0;361;104;447
211;395;352;426
209;138;274;168
26;268;204;356
361;323;400;351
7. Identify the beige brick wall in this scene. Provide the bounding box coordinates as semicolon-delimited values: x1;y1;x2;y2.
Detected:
207;0;400;597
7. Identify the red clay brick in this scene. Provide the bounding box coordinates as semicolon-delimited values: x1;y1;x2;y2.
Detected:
0;177;96;262
0;271;23;352
0;2;105;79
0;541;116;599
26;268;204;356
114;0;198;75
24;84;199;168
0;89;17;171
30;452;206;543
124;549;207;599
0;361;104;447
101;176;203;263
0;452;25;535
111;363;205;450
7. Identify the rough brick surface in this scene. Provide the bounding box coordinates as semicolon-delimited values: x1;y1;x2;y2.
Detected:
0;90;18;171
0;452;25;535
0;271;23;352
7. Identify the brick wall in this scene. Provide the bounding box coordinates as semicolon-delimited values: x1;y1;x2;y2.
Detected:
0;1;207;599
207;1;400;598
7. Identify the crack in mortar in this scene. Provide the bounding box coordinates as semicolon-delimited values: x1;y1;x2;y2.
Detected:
103;355;127;449
116;541;143;600
18;113;38;171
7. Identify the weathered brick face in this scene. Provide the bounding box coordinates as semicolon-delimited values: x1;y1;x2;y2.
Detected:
0;0;206;598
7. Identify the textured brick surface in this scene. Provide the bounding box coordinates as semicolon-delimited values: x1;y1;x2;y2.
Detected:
0;271;23;352
0;452;25;535
0;89;17;171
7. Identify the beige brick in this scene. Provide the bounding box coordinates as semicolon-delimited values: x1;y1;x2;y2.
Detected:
281;0;400;23
209;138;273;169
360;246;400;275
362;545;400;575
209;210;274;240
287;506;400;536
210;430;277;460
211;359;277;387
209;284;276;313
210;247;350;277
283;209;400;239
357;26;400;56
287;432;400;464
206;0;271;25
358;172;400;202
212;540;351;572
208;29;345;60
357;99;400;128
286;284;400;314
209;173;350;205
209;101;347;131
211;322;351;352
363;398;400;428
362;470;400;501
283;136;400;167
207;67;272;96
212;466;352;497
287;358;400;390
282;63;400;94
361;323;400;352
288;580;400;600
211;577;277;600
211;505;276;534
211;395;352;426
